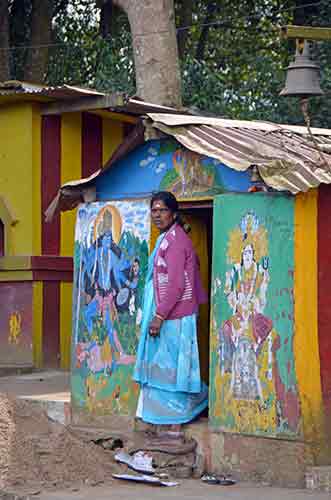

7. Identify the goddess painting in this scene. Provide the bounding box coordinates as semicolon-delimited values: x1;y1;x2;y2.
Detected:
219;212;273;401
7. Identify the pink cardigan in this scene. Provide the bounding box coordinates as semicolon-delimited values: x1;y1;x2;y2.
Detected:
153;224;207;320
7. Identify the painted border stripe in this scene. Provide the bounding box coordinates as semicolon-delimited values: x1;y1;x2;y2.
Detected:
33;282;43;368
317;185;331;421
42;281;60;366
41;116;61;255
82;112;102;177
294;190;324;450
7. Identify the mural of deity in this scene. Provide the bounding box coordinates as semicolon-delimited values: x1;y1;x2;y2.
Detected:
219;212;273;401
72;201;150;416
210;196;301;437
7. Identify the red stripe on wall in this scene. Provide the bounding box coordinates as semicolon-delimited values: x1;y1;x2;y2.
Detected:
41;116;61;255
42;281;60;367
82;112;103;177
317;184;331;418
123;122;135;137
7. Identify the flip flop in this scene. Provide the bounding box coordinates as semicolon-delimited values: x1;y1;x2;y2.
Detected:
112;473;178;487
115;450;156;475
201;474;236;486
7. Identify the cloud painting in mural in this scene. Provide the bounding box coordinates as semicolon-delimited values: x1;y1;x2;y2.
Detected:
96;139;252;201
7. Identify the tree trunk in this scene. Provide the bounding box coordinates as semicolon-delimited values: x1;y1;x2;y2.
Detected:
24;0;53;83
177;0;193;59
0;0;10;81
113;0;182;108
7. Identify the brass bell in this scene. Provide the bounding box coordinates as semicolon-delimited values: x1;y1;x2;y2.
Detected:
280;39;324;98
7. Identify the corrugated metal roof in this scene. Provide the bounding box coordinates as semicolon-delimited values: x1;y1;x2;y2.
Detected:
0;83;195;118
112;98;191;117
148;113;331;193
0;80;106;99
45;110;331;221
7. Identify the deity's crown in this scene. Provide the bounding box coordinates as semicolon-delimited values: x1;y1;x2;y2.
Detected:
227;211;268;264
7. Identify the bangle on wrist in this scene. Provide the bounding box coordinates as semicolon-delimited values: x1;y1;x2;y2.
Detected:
155;313;164;321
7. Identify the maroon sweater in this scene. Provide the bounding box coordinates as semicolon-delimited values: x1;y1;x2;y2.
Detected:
153;224;207;320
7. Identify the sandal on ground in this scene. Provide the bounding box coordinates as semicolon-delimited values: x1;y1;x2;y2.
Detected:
201;474;236;486
115;450;156;475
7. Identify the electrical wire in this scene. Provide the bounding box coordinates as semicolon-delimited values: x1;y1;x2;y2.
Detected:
177;0;324;32
0;0;327;51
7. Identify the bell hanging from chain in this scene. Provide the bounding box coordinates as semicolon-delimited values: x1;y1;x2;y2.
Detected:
280;39;324;98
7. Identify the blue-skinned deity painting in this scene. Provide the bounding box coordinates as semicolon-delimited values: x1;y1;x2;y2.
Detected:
71;200;150;418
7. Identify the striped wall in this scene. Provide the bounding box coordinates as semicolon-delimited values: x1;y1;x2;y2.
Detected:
293;186;331;454
294;191;324;455
37;111;125;368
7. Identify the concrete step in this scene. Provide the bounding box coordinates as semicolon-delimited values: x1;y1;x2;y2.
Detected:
19;396;71;426
305;466;331;492
0;370;71;426
0;364;34;377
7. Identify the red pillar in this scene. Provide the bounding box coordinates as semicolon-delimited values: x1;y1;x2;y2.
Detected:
41;116;61;366
317;184;331;419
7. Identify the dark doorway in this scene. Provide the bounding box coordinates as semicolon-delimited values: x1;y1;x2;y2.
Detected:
179;201;213;386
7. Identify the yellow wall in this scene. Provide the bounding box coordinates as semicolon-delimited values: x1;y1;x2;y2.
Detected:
0;105;128;370
32;105;41;255
60;112;82;257
0;103;36;255
102;118;124;164
59;113;82;368
294;190;325;458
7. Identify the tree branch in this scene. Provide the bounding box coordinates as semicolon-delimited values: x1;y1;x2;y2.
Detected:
196;1;217;62
176;0;193;59
24;0;54;82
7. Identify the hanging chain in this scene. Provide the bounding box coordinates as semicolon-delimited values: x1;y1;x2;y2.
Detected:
300;97;331;171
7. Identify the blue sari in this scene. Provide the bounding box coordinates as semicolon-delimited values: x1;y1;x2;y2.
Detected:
133;234;208;424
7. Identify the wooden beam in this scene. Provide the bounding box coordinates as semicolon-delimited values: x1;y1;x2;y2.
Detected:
41;94;126;116
90;109;138;124
281;25;331;41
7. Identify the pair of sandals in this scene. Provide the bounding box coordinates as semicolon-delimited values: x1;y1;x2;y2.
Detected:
201;474;236;486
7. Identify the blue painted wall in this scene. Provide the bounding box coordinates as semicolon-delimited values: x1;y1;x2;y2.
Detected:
96;138;253;201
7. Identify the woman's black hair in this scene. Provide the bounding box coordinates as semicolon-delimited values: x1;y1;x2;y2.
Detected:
151;191;178;212
151;191;190;233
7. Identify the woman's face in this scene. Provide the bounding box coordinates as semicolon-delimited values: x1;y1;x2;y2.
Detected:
242;244;254;269
151;199;175;232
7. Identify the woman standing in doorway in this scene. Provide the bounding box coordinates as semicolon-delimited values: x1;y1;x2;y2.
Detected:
134;191;208;438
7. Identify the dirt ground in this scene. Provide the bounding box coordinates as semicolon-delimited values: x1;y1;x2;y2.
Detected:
36;479;329;500
0;373;328;499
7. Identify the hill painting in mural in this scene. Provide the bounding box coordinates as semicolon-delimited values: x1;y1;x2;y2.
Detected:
95;139;253;201
71;200;150;417
151;140;221;198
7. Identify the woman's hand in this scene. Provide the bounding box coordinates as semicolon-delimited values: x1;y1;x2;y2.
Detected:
149;316;163;337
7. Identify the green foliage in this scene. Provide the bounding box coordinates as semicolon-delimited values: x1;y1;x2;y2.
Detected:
159;138;178;154
180;0;331;126
47;0;135;93
7;0;331;127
